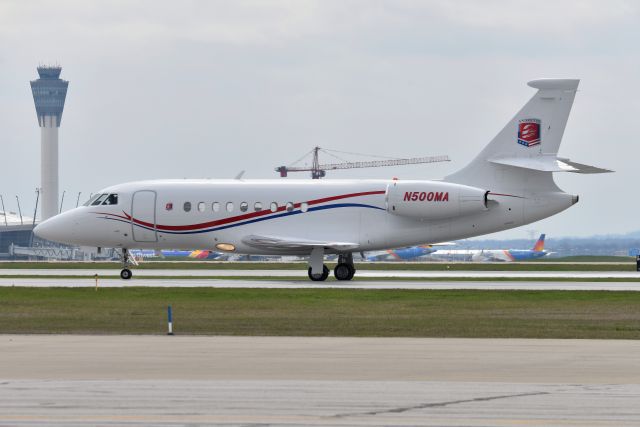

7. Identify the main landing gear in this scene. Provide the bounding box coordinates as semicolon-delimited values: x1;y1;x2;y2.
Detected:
119;248;136;280
334;252;356;281
307;248;356;281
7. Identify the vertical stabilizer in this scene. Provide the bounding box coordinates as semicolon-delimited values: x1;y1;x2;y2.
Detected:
532;234;546;252
445;79;579;191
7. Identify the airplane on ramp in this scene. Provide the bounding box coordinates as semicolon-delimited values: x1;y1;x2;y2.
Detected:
365;245;437;262
364;242;454;261
429;234;549;262
34;79;611;281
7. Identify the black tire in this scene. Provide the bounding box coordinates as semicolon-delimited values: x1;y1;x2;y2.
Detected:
346;267;356;281
334;263;355;281
308;265;329;281
120;268;132;280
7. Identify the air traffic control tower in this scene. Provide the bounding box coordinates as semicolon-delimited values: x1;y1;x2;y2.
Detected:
30;66;68;220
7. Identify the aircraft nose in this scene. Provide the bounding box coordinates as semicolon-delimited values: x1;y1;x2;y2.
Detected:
34;214;70;244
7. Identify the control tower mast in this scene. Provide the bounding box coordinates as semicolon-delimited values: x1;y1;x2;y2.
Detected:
30;66;68;220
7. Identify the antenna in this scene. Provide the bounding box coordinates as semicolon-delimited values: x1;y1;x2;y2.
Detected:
33;188;40;226
59;190;66;214
15;196;23;225
0;195;7;226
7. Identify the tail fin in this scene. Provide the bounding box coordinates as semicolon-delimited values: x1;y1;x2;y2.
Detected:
532;234;545;252
445;79;610;191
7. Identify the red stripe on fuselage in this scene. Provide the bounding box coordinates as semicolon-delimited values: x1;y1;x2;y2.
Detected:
97;190;385;232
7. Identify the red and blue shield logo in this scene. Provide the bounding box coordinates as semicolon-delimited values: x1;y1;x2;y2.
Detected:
517;119;541;147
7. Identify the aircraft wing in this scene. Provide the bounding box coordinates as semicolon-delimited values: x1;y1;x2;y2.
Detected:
241;234;359;252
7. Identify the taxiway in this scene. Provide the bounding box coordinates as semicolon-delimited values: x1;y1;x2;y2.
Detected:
1;335;639;426
1;276;640;290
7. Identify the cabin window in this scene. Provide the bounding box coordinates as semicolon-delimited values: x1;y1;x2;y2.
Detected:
240;201;248;212
270;202;278;212
301;202;309;213
183;202;192;212
91;194;109;206
254;202;262;211
285;202;294;212
197;202;205;212
212;202;220;212
166;202;173;211
226;202;234;212
102;194;118;206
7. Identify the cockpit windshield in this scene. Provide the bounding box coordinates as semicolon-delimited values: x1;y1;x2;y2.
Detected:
83;193;119;206
103;194;118;205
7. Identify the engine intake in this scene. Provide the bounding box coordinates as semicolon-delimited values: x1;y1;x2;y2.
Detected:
387;181;488;220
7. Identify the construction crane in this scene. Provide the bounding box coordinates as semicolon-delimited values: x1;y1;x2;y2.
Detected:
276;146;450;179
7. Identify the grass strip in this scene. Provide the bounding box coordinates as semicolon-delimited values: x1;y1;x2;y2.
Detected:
1;287;639;338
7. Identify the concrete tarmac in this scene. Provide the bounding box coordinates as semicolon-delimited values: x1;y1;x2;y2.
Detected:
1;336;640;426
2;276;640;290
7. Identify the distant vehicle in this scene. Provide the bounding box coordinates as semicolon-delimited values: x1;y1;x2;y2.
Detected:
429;234;549;262
34;79;610;281
129;249;220;260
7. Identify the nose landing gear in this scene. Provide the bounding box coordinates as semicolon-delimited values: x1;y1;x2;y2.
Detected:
120;268;132;280
119;248;137;280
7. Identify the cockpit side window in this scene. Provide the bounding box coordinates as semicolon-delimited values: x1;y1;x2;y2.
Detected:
83;194;101;206
91;194;109;206
102;194;118;205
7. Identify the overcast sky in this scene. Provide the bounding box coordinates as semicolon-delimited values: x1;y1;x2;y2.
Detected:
0;0;638;239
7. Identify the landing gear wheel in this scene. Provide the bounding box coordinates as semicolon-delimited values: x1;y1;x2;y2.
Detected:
308;265;330;281
120;268;132;280
347;267;356;281
334;263;355;281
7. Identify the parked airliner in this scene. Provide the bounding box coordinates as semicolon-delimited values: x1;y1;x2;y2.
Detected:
34;79;610;281
429;234;549;262
364;242;454;261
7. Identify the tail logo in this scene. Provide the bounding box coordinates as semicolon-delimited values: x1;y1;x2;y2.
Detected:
517;118;541;147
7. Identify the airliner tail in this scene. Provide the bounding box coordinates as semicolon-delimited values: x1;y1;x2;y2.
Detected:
532;234;546;252
445;79;611;192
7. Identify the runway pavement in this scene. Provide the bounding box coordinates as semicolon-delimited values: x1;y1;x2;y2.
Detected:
2;275;640;290
1;336;639;426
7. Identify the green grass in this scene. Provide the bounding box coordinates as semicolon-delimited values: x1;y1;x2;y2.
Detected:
0;260;636;271
1;287;639;338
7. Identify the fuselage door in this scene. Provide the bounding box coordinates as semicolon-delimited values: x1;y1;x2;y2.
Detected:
131;190;158;242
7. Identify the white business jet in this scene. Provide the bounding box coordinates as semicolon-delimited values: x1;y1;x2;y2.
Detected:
34;79;610;281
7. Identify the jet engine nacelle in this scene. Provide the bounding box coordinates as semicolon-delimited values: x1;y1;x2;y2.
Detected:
387;181;488;220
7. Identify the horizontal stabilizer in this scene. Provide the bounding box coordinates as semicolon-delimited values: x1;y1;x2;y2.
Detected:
489;155;612;174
